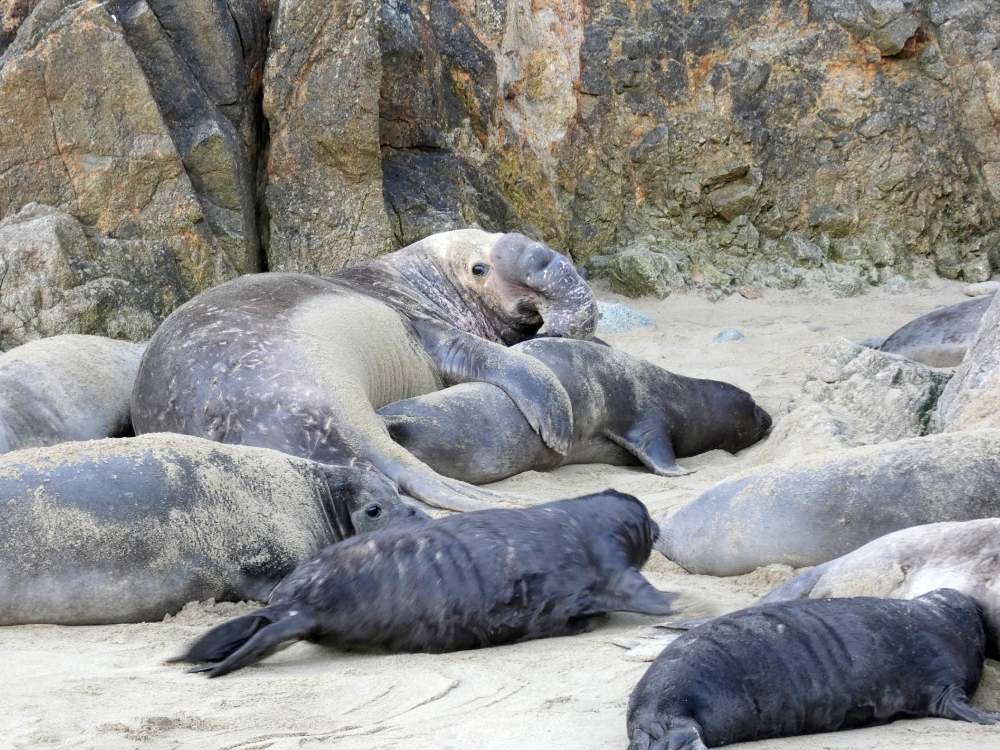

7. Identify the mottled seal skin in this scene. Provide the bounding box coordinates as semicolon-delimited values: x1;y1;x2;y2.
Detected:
0;434;417;625
379;339;772;483
627;590;999;750
657;430;1000;576
879;295;992;367
175;491;678;677
762;519;1000;651
132;229;596;511
0;335;146;454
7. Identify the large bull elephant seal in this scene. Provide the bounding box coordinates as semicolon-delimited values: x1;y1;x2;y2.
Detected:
132;230;596;511
627;591;998;750
879;295;992;367
761;519;1000;647
0;335;146;454
174;491;678;677
0;433;416;625
378;338;771;483
656;430;1000;576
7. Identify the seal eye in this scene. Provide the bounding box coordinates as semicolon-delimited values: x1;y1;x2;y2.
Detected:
471;262;489;277
366;504;382;519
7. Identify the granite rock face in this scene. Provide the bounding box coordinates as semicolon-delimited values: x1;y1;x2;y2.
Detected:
0;204;185;348
0;0;264;344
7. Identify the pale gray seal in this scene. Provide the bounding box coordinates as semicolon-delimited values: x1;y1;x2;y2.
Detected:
656;430;1000;576
879;295;992;367
0;334;146;453
132;229;596;511
0;433;416;625
174;491;678;677
761;518;1000;646
378;338;771;483
627;590;998;750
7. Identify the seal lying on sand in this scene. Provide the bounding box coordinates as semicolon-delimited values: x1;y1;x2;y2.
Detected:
879;295;992;367
656;430;1000;576
627;590;999;750
0;335;146;454
378;339;771;483
175;491;678;677
0;434;415;625
132;230;596;511
761;519;1000;647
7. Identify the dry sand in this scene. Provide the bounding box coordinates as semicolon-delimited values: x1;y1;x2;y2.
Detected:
5;278;1000;750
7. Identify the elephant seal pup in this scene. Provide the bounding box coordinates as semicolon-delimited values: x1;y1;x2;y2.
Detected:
0;335;146;453
657;430;1000;576
175;491;678;677
879;295;992;367
0;433;416;625
627;590;999;749
762;518;1000;647
132;229;596;511
378;338;772;483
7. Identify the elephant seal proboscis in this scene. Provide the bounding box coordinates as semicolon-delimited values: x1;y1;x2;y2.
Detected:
174;490;678;677
0;334;146;454
378;338;772;483
762;518;1000;648
657;430;1000;576
627;590;999;750
132;230;596;511
879;295;993;367
0;433;417;625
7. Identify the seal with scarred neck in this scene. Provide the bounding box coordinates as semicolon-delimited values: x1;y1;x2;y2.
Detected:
131;230;597;511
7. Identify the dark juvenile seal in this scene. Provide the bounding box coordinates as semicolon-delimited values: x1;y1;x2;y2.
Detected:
657;430;1000;576
627;590;999;750
0;434;416;625
175;491;678;677
0;334;146;453
378;338;772;483
879;295;992;367
132;229;597;511
761;519;1000;646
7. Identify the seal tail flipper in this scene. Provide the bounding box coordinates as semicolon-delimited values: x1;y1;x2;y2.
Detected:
190;612;316;678
169;607;281;665
932;684;1000;725
758;563;828;604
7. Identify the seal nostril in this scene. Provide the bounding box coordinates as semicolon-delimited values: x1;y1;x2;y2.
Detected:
366;504;382;519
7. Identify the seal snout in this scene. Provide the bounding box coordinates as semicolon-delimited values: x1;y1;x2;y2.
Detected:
754;405;773;438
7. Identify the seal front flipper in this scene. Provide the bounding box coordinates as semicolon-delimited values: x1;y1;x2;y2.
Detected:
600;569;678;616
932;684;1000;725
759;562;829;604
413;321;573;455
604;421;692;477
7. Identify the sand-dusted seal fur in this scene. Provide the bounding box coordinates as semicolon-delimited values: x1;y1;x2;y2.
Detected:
762;519;1000;647
627;590;999;750
656;430;1000;576
175;491;678;677
0;335;146;453
0;434;416;625
378;338;771;483
132;230;596;511
879;295;992;367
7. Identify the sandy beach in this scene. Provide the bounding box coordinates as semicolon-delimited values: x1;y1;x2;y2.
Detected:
4;279;999;750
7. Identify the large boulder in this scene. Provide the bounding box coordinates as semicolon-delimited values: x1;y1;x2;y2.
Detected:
934;293;1000;431
0;204;185;348
0;0;245;307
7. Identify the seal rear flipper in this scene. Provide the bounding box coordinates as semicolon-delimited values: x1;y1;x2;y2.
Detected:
193;612;317;678
604;423;692;477
171;607;281;665
629;725;708;750
932;684;1000;725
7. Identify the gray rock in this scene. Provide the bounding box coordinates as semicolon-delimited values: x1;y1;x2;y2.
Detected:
935;293;1000;431
0;205;184;349
784;233;824;267
596;302;655;335
713;328;744;343
588;247;687;299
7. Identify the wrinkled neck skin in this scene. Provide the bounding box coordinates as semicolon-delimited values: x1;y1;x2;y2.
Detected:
335;247;531;346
